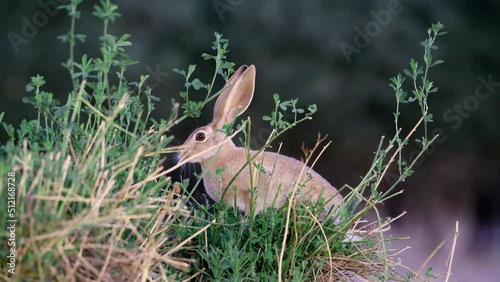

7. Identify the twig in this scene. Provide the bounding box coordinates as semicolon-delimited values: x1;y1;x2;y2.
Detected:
417;240;445;274
445;221;459;282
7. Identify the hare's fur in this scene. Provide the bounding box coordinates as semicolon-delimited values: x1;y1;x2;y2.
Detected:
178;65;342;216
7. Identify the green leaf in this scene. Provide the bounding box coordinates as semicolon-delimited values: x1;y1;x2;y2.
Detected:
57;34;69;43
396;90;408;102
2;122;15;139
308;104;317;114
221;62;235;69
201;53;213;60
26;84;35;92
279;101;291;110
403;68;412;78
431;60;444;66
191;78;205;90
410;58;417;72
173;68;186;76
273;93;280;104
188;65;196;77
75;34;87;43
31;75;46;88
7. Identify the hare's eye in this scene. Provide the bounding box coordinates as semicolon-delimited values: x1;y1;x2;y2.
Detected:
195;132;206;141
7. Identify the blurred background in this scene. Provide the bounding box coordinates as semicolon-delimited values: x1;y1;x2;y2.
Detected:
1;0;499;280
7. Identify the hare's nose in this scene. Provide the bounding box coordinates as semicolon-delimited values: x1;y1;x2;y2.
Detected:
175;151;185;163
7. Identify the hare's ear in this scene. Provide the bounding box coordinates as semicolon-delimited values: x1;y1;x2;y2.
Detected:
213;65;256;128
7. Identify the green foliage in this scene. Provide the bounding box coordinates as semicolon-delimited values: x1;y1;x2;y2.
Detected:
0;0;448;280
175;200;373;281
262;93;316;130
0;0;192;280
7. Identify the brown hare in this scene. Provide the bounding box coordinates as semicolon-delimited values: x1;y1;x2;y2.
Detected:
178;65;343;218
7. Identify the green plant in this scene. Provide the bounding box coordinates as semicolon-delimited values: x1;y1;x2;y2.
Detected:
173;23;450;282
0;0;195;280
0;0;452;280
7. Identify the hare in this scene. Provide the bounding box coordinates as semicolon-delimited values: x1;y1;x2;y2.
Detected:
178;65;343;218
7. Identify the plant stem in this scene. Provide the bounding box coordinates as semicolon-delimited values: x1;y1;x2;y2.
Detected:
69;2;78;90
